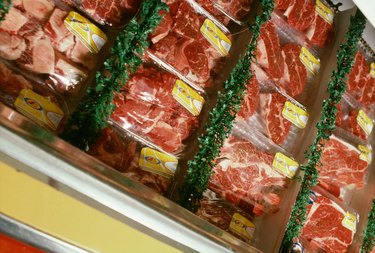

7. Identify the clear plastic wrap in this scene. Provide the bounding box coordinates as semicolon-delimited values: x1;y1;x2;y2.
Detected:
0;0;108;94
196;190;256;244
208;132;300;216
60;0;140;26
344;42;375;110
147;0;232;92
0;60;67;132
336;95;374;142
297;187;359;253
88;126;174;194
317;134;371;202
274;0;335;48
109;65;204;155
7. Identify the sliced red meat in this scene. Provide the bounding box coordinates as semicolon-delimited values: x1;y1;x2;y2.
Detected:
79;0;140;25
209;135;286;216
306;13;333;48
23;0;55;20
0;31;26;60
150;11;173;44
44;8;97;69
194;0;230;25
0;61;32;96
317;135;368;192
0;7;28;33
212;0;252;20
301;192;355;253
260;93;291;145
335;104;343;127
237;75;259;120
172;1;201;39
89;128;171;194
279;43;307;98
361;75;375;106
347;110;367;140
347;52;368;100
285;0;315;32
275;0;294;11
21;36;55;74
256;21;285;81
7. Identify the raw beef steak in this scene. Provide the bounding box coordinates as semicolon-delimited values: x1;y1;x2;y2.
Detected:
209;135;287;216
260;93;292;145
211;0;252;21
62;0;140;26
347;52;375;106
279;43;307;98
111;67;198;153
194;0;230;25
317;135;368;194
301;192;355;253
306;11;333;48
237;74;259;120
284;0;315;32
256;21;285;81
89;128;171;194
150;0;226;88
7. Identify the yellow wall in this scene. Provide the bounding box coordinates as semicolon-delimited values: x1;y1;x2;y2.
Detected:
0;160;182;253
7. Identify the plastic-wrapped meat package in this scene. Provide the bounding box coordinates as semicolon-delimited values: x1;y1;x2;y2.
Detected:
196;190;256;243
110;66;203;155
148;0;231;91
208;134;293;216
88;127;173;194
336;97;374;142
299;189;358;253
317;135;370;201
60;0;140;26
235;68;309;152
194;0;252;24
275;0;335;48
255;15;320;101
0;0;107;94
0;61;67;131
345;50;375;108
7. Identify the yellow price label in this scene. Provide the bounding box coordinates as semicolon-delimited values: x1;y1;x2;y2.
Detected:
139;148;178;178
370;63;375;78
272;152;299;179
299;47;320;76
200;19;231;56
282;101;309;129
357;109;373;136
316;0;334;24
14;89;64;131
342;211;357;233
229;213;255;241
64;11;107;54
358;145;372;164
172;80;205;116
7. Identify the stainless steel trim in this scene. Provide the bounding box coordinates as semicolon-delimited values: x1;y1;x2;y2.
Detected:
0;104;262;253
0;213;89;253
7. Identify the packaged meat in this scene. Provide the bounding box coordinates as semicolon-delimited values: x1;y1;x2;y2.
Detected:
147;0;232;92
317;134;370;201
88;126;174;194
275;0;335;48
235;67;310;153
299;188;358;253
336;96;374;142
196;190;256;244
194;0;252;25
0;61;67;132
255;13;321;106
0;1;108;94
344;45;375;109
208;133;300;216
60;0;140;26
110;65;203;155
